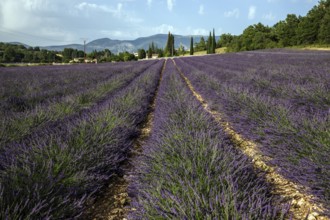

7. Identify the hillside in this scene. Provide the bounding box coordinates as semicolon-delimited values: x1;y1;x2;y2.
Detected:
40;34;219;53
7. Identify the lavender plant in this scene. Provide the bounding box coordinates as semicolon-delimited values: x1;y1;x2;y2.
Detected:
175;50;330;215
0;61;157;147
129;59;289;219
0;62;149;108
0;60;164;219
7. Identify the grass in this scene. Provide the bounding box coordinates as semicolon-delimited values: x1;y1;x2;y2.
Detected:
289;44;330;50
180;47;227;56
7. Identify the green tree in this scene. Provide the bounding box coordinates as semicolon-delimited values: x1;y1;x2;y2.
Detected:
39;49;48;63
218;33;234;47
147;45;152;58
165;32;175;56
207;31;212;54
123;52;136;61
296;3;326;45
62;48;74;62
77;50;85;58
151;42;155;53
273;14;300;47
239;23;273;51
47;51;56;63
72;49;78;59
318;5;330;44
171;34;175;56
224;0;330;51
32;52;40;63
195;36;206;51
138;49;146;59
212;29;216;53
157;48;164;57
178;44;185;56
165;32;171;56
22;51;33;63
3;47;16;62
190;36;194;55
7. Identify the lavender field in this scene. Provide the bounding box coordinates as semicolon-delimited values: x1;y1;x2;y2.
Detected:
173;50;330;219
0;49;329;219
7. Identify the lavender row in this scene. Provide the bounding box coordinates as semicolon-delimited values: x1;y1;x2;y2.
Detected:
174;51;330;215
0;62;137;101
129;59;289;219
0;61;157;147
0;61;155;113
1;60;164;166
0;60;164;219
181;52;330;116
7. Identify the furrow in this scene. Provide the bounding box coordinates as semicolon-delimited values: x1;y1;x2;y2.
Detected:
85;60;166;220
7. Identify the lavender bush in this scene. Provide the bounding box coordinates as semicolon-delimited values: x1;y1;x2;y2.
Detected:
0;60;164;219
0;61;157;147
0;61;152;109
129;59;289;219
175;50;330;215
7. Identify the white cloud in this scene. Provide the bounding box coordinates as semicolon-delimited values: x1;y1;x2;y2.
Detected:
0;0;82;46
100;29;139;39
153;24;175;34
248;6;256;20
224;8;239;18
305;0;315;2
263;12;275;21
76;2;120;14
0;0;145;45
0;0;60;30
167;0;175;11
147;0;152;7
20;0;60;12
192;28;208;36
75;2;142;23
198;4;204;15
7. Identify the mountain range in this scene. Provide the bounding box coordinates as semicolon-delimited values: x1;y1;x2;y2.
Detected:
40;34;219;54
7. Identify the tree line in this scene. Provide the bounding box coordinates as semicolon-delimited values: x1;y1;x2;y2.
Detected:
219;0;330;52
137;32;182;59
0;43;137;64
192;29;217;54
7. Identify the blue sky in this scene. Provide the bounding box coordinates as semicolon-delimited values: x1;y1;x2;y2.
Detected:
0;0;319;46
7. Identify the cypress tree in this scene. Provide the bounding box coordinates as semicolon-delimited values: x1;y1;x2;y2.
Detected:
190;36;194;55
212;28;216;53
207;31;212;54
319;7;330;44
151;42;155;53
171;34;175;56
165;32;175;56
199;37;206;51
148;44;152;58
165;32;170;56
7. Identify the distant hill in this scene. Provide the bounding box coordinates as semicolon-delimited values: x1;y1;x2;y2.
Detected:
45;44;83;51
8;42;31;48
39;34;220;53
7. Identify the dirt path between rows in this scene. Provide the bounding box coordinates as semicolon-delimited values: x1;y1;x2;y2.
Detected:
83;60;166;220
172;58;328;220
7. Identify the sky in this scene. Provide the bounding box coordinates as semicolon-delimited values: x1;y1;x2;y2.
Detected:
0;0;319;46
